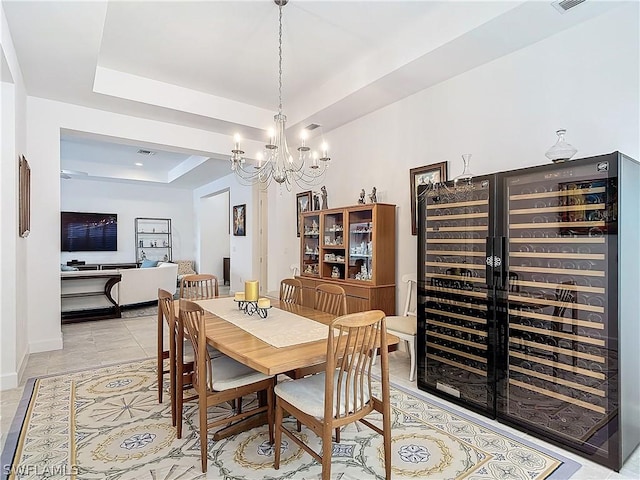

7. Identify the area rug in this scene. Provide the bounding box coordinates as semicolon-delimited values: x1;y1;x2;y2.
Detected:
2;359;580;480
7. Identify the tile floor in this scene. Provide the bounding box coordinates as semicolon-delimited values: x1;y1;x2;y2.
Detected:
1;306;639;479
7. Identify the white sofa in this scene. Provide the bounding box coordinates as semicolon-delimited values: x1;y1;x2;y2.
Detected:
116;262;178;306
61;262;178;309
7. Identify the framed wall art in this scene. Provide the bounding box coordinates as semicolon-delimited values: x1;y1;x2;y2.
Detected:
19;155;31;238
296;191;312;237
232;204;246;236
409;161;447;235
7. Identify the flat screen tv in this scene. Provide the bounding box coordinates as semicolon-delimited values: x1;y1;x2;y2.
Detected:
61;212;117;252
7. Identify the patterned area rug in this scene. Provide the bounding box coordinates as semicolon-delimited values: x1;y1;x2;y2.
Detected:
2;359;580;480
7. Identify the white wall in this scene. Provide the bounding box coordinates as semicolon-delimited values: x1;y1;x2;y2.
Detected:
270;3;640;314
60;179;194;265
194;176;258;295
1;2;29;389
198;189;230;279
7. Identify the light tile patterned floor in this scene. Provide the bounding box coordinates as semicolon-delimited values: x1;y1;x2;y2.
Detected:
1;306;639;479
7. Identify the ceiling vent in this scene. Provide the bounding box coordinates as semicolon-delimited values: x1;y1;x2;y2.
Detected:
136;149;155;156
551;0;586;14
304;123;321;131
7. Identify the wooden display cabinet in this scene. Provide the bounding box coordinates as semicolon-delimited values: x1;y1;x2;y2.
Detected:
298;203;396;315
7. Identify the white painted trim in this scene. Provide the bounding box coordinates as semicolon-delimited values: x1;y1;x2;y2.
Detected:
28;336;63;354
0;372;18;391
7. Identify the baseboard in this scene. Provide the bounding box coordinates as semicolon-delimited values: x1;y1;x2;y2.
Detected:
0;371;18;390
28;335;63;354
17;351;28;385
0;351;29;391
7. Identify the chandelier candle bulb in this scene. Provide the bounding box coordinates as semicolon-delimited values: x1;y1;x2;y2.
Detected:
257;298;271;309
244;280;259;301
234;291;245;302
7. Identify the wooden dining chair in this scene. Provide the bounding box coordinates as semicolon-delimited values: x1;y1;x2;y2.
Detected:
280;278;302;305
373;274;417;381
274;310;392;480
287;282;348;394
314;283;347;316
180;273;219;300
180;299;275;473
158;289;196;436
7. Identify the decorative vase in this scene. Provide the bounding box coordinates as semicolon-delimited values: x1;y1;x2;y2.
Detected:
545;129;578;163
453;154;475;191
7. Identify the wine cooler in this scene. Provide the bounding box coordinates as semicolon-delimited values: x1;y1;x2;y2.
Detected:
417;152;640;470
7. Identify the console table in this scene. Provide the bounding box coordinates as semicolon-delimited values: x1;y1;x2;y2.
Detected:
61;272;122;323
67;262;138;271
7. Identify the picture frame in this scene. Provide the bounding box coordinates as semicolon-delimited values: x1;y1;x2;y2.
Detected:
410;161;447;235
296;191;312;237
232;204;246;236
19;155;31;238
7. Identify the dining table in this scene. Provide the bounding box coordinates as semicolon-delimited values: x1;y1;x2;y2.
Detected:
173;296;399;439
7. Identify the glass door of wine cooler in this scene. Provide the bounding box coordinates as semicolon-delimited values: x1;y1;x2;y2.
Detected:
498;157;618;466
417;175;497;415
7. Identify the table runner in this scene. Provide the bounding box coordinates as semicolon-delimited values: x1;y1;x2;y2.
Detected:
196;297;329;348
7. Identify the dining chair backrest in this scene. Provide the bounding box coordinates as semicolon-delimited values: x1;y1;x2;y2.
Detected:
327;310;387;419
280;278;302;304
179;299;213;391
314;283;347;317
180;273;219;300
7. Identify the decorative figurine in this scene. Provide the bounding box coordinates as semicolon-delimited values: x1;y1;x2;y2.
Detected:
358;189;365;204
331;266;340;278
321;186;328;210
313;192;320;211
369;187;377;203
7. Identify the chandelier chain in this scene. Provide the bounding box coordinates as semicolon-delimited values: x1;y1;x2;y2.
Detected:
278;2;283;115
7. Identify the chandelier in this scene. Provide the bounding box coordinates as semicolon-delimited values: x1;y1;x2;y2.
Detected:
230;0;330;189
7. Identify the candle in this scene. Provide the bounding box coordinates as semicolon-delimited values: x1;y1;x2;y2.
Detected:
257;298;271;309
234;291;245;301
244;280;259;301
321;142;328;159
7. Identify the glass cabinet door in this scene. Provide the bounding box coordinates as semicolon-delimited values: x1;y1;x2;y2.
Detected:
301;213;320;276
418;177;495;414
321;212;345;279
500;158;617;463
347;208;373;281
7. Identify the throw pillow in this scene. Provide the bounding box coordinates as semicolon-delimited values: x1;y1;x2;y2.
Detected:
176;260;196;275
141;259;159;268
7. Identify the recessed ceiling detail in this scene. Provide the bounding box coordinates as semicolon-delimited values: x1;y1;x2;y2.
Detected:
4;0;623;189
